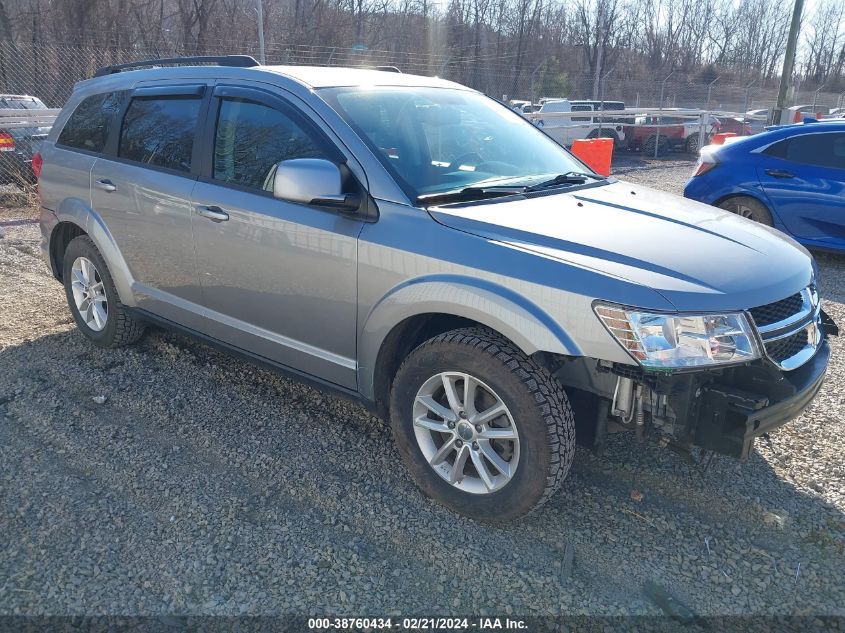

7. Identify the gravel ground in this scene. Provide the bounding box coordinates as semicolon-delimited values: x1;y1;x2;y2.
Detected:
1;160;845;624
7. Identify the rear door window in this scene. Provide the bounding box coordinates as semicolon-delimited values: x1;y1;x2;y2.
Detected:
57;92;124;153
765;133;845;169
118;96;201;172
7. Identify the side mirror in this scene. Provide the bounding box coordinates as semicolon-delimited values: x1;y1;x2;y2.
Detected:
272;158;360;211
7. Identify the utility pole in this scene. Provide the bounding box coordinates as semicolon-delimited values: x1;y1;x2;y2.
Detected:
774;0;803;123
256;0;266;64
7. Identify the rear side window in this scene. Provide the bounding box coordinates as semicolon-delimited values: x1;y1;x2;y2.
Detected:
765;132;845;169
119;96;201;173
57;92;123;153
213;98;327;191
571;104;592;122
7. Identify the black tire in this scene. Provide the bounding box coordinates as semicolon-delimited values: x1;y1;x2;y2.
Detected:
63;235;145;347
643;135;668;156
587;128;619;143
685;134;701;154
718;196;774;226
389;327;575;522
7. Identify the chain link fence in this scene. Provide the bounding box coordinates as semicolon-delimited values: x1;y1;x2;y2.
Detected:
2;40;844;113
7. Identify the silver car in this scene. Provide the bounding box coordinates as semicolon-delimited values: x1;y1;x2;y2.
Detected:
37;56;832;521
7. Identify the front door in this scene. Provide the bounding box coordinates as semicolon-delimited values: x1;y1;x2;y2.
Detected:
757;131;845;243
190;86;363;388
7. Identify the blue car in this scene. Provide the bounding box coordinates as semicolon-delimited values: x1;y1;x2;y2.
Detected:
684;120;845;252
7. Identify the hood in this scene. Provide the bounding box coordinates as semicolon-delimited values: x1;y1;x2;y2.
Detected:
429;180;814;312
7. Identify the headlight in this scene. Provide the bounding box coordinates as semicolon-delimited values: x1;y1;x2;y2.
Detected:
594;304;761;369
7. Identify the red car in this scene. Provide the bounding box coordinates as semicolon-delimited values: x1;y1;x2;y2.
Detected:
624;116;686;155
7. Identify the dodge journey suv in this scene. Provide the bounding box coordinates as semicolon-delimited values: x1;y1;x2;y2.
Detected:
38;56;833;521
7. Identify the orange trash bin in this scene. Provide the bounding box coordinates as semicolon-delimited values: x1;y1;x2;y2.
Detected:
570;137;613;176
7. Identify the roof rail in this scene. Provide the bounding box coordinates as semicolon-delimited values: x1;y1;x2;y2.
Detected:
373;65;402;73
93;55;260;78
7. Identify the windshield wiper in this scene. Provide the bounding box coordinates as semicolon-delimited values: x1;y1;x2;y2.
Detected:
416;185;527;206
416;171;607;205
523;171;606;192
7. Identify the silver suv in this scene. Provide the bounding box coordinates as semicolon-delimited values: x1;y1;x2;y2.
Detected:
38;56;833;521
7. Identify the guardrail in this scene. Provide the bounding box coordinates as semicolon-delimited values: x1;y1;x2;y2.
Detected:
524;107;768;158
0;107;60;129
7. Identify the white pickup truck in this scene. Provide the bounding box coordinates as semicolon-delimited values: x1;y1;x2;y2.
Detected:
530;99;629;147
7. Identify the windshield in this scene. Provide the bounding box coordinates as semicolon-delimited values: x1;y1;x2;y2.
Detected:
318;86;589;200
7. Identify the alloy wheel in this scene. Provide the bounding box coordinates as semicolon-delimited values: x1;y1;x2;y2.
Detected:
412;372;520;494
70;256;108;332
687;136;699;153
735;203;755;219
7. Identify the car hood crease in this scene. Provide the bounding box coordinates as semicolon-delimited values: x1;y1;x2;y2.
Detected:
429;181;813;312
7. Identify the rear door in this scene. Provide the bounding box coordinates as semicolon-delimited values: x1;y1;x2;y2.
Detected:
90;83;208;328
757;131;845;242
189;84;363;388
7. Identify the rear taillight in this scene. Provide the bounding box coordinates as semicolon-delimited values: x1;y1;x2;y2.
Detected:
0;131;15;152
692;156;718;177
32;151;43;179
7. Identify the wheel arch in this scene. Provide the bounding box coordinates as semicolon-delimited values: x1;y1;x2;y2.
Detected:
51;198;136;305
358;275;581;417
48;220;87;281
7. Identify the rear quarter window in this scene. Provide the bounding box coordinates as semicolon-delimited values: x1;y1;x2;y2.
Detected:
118;96;201;173
57;92;124;153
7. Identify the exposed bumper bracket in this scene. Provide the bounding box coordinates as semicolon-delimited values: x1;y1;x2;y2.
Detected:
693;341;830;458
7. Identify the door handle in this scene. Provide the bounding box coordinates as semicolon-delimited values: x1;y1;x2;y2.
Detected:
196;205;229;222
765;168;794;179
95;178;117;192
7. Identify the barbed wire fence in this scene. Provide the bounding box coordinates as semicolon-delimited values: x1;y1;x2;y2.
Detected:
2;41;844;112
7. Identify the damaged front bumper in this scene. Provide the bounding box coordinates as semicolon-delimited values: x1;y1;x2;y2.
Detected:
693;339;829;457
554;319;833;459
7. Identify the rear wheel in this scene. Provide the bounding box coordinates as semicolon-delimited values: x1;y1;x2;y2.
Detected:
389;327;575;522
718;196;774;226
643;135;668;156
63;235;146;347
587;128;619;143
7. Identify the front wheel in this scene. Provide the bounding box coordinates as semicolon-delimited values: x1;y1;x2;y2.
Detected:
389;328;575;521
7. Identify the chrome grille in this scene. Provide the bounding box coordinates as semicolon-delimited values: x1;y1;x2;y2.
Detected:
749;292;803;327
749;285;821;371
766;329;809;364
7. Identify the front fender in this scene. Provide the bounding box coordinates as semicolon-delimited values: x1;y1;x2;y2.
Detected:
357;274;581;399
54;197;137;306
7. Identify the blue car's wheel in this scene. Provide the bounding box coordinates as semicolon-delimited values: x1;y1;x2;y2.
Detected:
718;196;773;227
